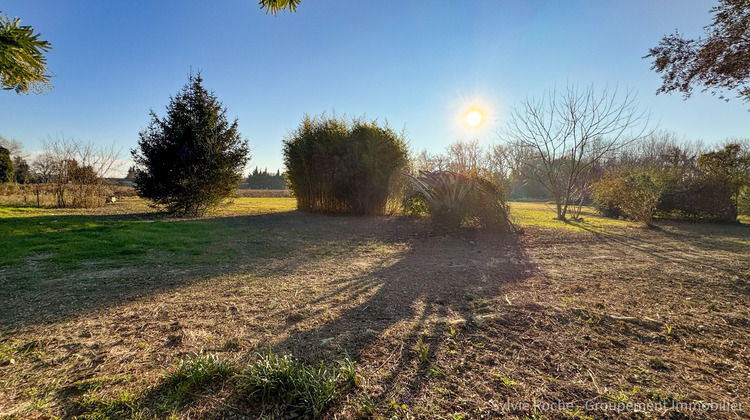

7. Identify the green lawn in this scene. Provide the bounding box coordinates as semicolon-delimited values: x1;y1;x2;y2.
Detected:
0;197;298;269
0;198;678;270
509;201;637;231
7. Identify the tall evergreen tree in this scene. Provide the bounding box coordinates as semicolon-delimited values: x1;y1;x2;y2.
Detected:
0;146;14;182
132;73;250;216
12;156;31;183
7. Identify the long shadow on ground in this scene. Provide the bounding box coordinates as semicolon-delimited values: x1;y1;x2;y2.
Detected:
0;210;384;330
205;227;536;417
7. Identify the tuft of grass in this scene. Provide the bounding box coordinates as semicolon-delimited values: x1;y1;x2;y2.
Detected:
239;350;357;418
448;325;457;337
417;336;430;364
493;372;519;388
358;397;376;415
162;350;238;407
605;390;630;403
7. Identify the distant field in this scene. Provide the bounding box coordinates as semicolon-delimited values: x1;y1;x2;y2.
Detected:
235;188;292;198
1;198;748;419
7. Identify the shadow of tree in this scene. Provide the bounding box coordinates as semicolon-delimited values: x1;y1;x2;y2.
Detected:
0;210;398;330
201;228;536;417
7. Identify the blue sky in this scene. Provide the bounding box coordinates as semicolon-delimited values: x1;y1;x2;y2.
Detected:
1;0;747;176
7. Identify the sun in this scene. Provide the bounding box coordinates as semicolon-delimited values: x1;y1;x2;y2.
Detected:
466;110;483;127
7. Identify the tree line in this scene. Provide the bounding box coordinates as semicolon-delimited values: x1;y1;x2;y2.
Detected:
241;168;287;190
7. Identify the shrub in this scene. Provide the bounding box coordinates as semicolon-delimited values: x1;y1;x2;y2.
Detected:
655;170;738;222
739;186;750;217
132;73;250;216
283;113;408;215
410;170;513;232
402;192;429;216
410;171;473;229
592;169;661;225
466;174;514;230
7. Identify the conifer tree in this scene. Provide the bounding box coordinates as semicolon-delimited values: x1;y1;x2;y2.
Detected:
132;73;250;216
0;146;14;182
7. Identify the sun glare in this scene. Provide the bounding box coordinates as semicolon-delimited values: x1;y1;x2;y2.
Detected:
466;110;483;127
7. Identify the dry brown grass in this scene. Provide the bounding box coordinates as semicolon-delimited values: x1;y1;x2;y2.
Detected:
235;189;292;198
0;184;137;208
0;203;748;419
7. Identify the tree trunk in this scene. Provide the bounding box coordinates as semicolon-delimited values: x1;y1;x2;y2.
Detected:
555;195;565;220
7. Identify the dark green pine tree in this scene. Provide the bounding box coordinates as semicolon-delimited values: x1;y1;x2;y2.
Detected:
132;73;250;216
0;146;14;182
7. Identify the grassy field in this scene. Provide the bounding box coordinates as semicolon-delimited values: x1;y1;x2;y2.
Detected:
1;198;749;419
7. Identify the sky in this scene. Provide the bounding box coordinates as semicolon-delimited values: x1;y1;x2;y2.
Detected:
1;0;748;177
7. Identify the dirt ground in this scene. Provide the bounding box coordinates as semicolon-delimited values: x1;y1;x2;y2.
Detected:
1;210;749;419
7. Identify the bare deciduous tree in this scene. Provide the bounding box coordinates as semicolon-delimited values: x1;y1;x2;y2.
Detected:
415;149;449;172
446;139;483;173
501;84;651;220
0;134;24;158
30;153;55;183
40;136;120;208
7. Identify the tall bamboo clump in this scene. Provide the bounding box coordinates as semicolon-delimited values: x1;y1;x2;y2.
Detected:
283;113;408;215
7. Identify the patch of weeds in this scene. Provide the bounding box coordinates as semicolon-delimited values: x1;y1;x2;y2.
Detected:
649;389;683;405
648;357;668;371
75;391;138;420
417;336;430;364
238;350;357;418
605;391;629;403
428;365;445;378
471;341;485;349
357;397;376;416
75;375;133;393
493;372;519;388
560;296;576;307
386;400;409;419
22;387;53;412
162;350;238;407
